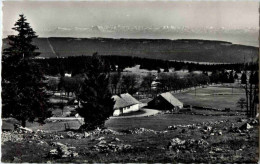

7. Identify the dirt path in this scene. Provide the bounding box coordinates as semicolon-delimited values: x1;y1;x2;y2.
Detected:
48;108;160;121
110;108;160;119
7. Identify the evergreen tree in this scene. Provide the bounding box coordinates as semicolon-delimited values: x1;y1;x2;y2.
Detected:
241;72;247;84
76;53;115;131
228;70;234;83
2;14;51;127
234;72;239;80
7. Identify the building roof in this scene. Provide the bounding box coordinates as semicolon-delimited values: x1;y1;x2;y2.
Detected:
160;92;183;107
112;93;140;109
112;95;129;109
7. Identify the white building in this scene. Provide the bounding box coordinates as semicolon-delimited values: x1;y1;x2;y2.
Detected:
113;93;140;116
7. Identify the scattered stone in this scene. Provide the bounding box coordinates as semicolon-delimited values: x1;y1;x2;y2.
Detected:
239;123;253;131
181;129;186;133
114;138;120;142
49;142;79;158
218;131;223;135
168;125;177;130
223;127;228;131
49;149;59;157
196;139;209;148
36;129;45;133
96;137;105;141
201;130;208;134
126;128;157;134
87;128;123;136
202;135;209;139
52;134;64;140
168;138;209;152
248;119;258;126
92;141;133;153
238;118;247;122
204;126;212;132
66;131;82;139
84;132;90;138
213;147;223;153
13;157;21;163
229;127;241;133
2;131;24;144
14;124;33;133
168;138;186;151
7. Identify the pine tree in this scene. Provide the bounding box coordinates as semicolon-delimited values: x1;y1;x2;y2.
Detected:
2;14;52;127
76;53;115;131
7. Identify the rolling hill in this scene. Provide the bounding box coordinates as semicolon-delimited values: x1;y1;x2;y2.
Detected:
2;37;258;63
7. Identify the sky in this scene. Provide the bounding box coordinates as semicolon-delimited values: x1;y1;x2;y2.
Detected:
2;1;259;46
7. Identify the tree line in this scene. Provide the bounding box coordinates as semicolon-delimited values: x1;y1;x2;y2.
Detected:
34;55;257;77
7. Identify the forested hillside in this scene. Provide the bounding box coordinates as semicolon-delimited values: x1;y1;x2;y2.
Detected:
2;37;258;63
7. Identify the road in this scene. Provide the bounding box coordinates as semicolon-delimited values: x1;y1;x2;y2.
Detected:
47;108;160;121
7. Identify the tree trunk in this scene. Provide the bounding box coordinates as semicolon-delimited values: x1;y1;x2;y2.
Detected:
21;120;26;127
245;84;249;116
249;83;253;117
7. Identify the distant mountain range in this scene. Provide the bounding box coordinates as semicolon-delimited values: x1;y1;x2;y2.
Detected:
2;37;258;63
3;25;258;47
41;25;258;34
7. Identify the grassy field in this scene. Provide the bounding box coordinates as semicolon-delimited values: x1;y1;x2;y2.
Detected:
105;113;241;131
173;86;245;111
2;113;239;132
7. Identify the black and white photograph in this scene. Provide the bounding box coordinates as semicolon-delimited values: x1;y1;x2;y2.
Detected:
1;1;259;163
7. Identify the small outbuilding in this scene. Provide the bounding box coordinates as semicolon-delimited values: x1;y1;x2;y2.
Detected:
113;93;141;116
148;92;183;111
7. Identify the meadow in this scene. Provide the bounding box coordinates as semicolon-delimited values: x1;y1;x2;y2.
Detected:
173;86;245;111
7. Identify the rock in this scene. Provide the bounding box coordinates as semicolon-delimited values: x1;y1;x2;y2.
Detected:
239;133;247;136
2;131;24;143
168;138;209;152
168;125;177;130
213;147;223;153
50;142;79;158
210;133;215;136
168;138;186;151
96;137;105;141
218;131;223;135
239;123;253;130
114;138;120;142
52;134;63;140
238;118;247;122
72;152;79;157
181;129;186;133
202;135;209;139
197;139;209;148
201;130;208;134
98;140;107;145
84;132;90;138
127;128;157;134
92;142;133;153
204;126;212;131
249;119;258;126
18;126;33;133
36;129;45;133
13;157;22;163
37;140;46;145
67;131;75;138
49;149;59;157
229;127;241;133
